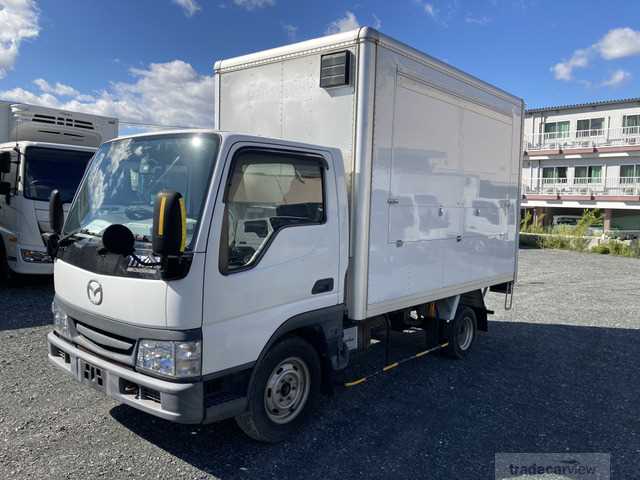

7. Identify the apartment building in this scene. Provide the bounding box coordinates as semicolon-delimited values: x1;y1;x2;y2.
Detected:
522;97;640;234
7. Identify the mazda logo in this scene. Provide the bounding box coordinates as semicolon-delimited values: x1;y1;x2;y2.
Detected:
87;280;103;305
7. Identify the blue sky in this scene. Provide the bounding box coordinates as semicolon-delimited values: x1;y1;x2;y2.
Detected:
0;0;638;128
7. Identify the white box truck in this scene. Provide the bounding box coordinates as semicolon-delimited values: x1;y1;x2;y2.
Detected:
46;28;523;442
0;102;117;276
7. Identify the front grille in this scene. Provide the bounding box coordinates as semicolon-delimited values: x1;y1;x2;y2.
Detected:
51;344;71;364
75;321;135;355
72;319;137;366
139;386;161;404
119;380;161;405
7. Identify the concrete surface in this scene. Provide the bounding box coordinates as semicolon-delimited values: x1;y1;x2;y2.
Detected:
1;249;639;479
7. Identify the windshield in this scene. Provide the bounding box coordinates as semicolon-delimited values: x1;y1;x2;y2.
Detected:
64;133;220;246
24;147;95;203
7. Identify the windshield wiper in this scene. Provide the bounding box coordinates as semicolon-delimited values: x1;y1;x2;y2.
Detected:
58;228;100;246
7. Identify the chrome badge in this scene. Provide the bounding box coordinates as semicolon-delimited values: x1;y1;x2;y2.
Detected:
87;280;103;305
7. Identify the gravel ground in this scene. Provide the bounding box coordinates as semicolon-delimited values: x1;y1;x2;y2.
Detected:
1;249;639;479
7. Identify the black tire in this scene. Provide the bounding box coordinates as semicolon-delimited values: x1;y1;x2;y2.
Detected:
444;306;477;359
0;237;12;285
235;336;321;443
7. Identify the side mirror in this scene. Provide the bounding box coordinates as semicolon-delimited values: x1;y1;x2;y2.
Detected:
0;181;10;196
152;191;186;257
0;152;11;174
49;189;64;234
102;224;135;256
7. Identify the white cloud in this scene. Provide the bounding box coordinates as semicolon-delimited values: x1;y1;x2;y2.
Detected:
465;15;491;25
597;27;640;60
423;3;436;17
173;0;201;16
282;23;298;41
0;0;39;79
0;60;214;128
33;78;80;97
282;23;298;42
233;0;275;10
326;11;360;35
551;47;592;81
552;27;640;83
414;0;437;18
602;69;631;87
372;13;382;30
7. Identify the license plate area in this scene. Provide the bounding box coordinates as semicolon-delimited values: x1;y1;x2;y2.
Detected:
80;360;106;392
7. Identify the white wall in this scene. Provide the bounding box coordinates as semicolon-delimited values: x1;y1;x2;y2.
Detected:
524;101;640;138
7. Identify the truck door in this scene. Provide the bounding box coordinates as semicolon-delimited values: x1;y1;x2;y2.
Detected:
0;149;18;240
202;143;342;374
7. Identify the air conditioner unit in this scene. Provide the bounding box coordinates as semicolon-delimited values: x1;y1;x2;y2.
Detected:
0;102;118;147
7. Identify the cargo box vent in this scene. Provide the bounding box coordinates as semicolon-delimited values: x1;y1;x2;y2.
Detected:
32;113;95;130
320;51;351;88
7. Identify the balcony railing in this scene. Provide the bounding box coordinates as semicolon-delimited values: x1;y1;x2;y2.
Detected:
525;127;640;152
522;176;640;196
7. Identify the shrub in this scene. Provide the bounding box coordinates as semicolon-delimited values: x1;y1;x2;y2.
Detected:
574;209;601;237
591;244;610;254
519;233;541;248
540;234;571;250
608;240;628;256
520;210;545;234
604;240;640;258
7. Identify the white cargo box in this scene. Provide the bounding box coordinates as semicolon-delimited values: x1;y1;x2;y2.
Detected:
214;27;523;320
0;101;118;147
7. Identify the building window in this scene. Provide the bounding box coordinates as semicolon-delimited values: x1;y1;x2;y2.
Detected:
623;115;640;135
542;166;567;183
620;165;639;184
543;121;570;140
576;118;604;137
574;165;602;184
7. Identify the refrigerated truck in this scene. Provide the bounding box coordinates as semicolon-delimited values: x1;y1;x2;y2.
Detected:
47;28;523;442
0;102;118;275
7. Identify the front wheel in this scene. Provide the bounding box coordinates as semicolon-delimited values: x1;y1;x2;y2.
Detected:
236;336;321;443
0;238;14;285
444;306;477;359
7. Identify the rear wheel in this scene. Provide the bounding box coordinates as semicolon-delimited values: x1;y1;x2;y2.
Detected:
444;306;477;359
236;336;321;443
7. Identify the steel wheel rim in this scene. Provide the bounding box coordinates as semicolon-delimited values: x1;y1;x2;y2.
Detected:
264;356;310;424
457;315;474;351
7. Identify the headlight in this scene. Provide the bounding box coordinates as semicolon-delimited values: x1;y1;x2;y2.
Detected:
51;301;70;338
21;249;52;263
136;340;201;378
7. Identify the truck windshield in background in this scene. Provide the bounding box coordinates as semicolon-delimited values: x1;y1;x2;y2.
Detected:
64;133;219;245
23;147;95;203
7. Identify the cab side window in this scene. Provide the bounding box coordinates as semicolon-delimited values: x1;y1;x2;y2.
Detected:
0;150;18;191
221;149;325;273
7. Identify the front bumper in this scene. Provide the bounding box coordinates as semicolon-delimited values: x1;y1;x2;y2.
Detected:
47;332;246;424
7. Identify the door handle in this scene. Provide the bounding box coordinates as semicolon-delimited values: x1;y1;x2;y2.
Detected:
312;278;334;294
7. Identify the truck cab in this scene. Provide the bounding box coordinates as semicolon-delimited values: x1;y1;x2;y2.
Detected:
48;130;348;440
0;102;118;276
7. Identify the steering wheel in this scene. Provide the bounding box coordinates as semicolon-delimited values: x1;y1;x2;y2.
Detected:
125;206;153;221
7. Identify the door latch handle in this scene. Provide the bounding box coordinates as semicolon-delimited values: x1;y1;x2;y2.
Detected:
312;278;334;294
